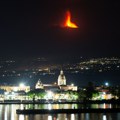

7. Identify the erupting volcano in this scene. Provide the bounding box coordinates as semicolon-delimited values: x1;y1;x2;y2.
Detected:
63;10;78;28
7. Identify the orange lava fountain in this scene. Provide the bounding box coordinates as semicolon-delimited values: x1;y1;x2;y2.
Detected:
63;11;78;28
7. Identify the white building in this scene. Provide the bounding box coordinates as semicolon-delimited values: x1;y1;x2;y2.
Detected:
35;80;44;89
58;70;66;86
35;70;77;92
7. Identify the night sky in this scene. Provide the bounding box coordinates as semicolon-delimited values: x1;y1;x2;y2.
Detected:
0;0;120;58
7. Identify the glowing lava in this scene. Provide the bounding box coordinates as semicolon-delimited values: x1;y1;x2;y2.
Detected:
63;11;78;28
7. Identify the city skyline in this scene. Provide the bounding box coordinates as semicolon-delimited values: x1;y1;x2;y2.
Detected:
0;0;119;58
0;57;119;86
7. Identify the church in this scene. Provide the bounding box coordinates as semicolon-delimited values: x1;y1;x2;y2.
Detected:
35;70;77;92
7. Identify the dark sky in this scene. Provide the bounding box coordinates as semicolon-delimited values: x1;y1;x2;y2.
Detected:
0;0;120;58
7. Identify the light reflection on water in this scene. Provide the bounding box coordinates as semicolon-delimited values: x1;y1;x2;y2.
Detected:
4;105;8;120
103;115;107;120
71;114;75;120
16;113;120;120
48;115;52;120
0;104;120;120
19;115;24;120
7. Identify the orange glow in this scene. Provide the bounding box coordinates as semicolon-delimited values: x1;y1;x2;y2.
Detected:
63;11;78;28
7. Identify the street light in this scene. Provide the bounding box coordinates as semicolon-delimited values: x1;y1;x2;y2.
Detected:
105;82;109;86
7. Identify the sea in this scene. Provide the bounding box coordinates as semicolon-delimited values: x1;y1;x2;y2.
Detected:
0;104;120;120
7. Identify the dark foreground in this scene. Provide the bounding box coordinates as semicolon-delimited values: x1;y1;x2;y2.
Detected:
16;108;120;114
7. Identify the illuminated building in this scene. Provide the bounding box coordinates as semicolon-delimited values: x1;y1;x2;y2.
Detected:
58;70;66;86
57;70;77;91
35;70;77;92
60;84;77;91
35;80;44;89
0;84;30;101
0;84;30;93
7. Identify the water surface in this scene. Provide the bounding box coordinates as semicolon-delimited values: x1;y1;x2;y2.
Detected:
0;104;120;120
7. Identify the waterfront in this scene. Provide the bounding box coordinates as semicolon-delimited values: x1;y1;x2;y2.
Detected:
0;104;120;120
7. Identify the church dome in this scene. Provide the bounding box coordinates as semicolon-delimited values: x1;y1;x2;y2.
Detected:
58;70;66;86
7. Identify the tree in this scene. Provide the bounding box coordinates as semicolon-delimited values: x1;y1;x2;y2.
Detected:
78;90;86;101
85;82;99;100
110;87;120;99
27;89;46;100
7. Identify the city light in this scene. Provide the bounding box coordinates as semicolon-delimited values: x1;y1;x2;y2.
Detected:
47;91;54;99
19;83;25;88
105;82;109;86
48;104;52;110
71;83;74;86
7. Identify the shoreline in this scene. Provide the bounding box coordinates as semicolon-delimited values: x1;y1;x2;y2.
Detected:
0;99;120;104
